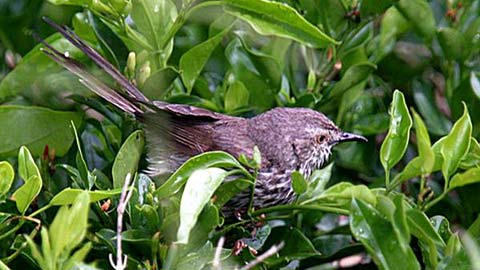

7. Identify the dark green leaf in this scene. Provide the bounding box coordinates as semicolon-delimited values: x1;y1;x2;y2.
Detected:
376;7;410;62
350;199;420;270
395;0;436;41
0;34;89;106
438;27;466;60
329;62;376;99
180;16;234;92
0;106;84;158
407;209;445;247
264;226;320;265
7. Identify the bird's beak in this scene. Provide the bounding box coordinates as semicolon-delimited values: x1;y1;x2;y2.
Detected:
330;132;368;145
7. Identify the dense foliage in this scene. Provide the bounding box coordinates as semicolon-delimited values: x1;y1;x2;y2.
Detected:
0;0;479;269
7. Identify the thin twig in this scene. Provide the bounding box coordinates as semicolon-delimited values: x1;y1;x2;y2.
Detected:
109;173;134;270
239;242;285;270
212;236;225;270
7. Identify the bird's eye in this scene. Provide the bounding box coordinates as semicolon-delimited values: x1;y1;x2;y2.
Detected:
315;135;326;144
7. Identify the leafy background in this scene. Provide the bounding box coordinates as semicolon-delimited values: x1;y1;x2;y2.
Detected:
0;0;479;269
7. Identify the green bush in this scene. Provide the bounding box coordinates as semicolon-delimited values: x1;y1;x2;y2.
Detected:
0;0;479;269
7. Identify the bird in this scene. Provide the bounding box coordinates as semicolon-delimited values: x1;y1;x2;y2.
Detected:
38;18;367;213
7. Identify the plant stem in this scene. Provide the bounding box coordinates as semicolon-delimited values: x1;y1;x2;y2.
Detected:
423;191;448;211
252;204;349;216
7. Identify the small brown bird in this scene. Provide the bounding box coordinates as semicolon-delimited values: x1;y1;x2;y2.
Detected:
39;19;367;211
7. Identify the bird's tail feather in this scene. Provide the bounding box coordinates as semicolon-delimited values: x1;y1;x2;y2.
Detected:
38;17;147;114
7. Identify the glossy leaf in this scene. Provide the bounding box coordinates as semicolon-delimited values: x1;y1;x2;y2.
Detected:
395;0;436;41
264;226;320;265
449;168;480;189
304;182;376;209
154;151;250;199
391;109;434;187
131;0;177;51
12;146;43;214
12;175;42;215
48;188;123;205
177;168;227;244
0;161;14;198
112;130;145;188
222;0;338;48
0;106;83;158
407;209;445;247
180;17;234;92
440;104;471;180
380;90;412;176
224;80;250;111
350;199;420;270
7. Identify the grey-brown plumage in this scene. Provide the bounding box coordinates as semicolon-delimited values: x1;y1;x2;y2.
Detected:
39;18;367;212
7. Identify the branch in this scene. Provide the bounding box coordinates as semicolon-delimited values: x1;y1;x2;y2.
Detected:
109;173;134;270
239;242;285;270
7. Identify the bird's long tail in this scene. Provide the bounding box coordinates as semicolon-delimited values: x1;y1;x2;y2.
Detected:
38;17;147;114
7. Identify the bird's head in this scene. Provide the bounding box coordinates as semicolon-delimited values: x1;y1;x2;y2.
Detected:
280;108;367;176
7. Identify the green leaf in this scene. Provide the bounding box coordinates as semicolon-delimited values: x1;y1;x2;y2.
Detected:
263;226;320;265
0;161;15;198
180;16;234;92
407;209;445;247
381;90;412;182
350;199;421;270
176;168;227;244
0;34;87;104
449;168;480;189
49;188;124;205
304;182;376;209
222;0;338;48
213;179;251;207
12;146;43;214
112;130;145;188
12;175;42;215
291;171;307;195
395;0;436;41
154;151;250;199
339;22;374;57
440;103;472;180
470;72;480;100
18;146;41;181
376;7;410;61
328;62;376;99
438;27;466;60
0;106;84;158
131;0;177;65
224;80;250;111
49;191;90;266
391;109;434;187
71;122;91;190
142;67;178;100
